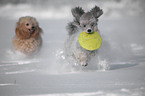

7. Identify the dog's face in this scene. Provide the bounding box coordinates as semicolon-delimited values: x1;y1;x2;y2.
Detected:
79;12;98;33
71;6;103;34
16;16;42;39
24;18;37;34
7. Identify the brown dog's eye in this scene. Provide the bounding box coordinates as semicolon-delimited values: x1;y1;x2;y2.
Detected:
26;23;29;26
83;25;86;27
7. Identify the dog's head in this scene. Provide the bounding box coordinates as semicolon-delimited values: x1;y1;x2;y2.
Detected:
72;6;103;33
16;16;42;39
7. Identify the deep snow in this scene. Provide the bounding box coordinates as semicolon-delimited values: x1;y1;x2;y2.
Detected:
0;0;145;96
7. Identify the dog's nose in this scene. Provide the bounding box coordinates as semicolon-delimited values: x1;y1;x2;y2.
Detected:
87;29;92;33
32;26;35;29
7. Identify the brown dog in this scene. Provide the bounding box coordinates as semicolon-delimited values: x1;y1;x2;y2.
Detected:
13;16;42;55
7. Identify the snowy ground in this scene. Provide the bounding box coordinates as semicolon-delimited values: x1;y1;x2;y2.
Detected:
0;0;145;96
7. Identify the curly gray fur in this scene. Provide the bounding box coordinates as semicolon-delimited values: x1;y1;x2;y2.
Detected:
90;5;103;19
71;7;85;22
65;6;103;66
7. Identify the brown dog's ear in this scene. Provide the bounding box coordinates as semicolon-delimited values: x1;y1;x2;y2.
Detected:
90;6;103;19
31;26;43;38
38;27;43;33
15;22;30;39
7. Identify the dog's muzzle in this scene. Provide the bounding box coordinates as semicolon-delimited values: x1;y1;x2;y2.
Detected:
29;29;35;33
28;27;35;34
86;29;93;33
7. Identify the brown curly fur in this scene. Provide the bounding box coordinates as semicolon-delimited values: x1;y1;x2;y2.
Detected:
13;16;43;55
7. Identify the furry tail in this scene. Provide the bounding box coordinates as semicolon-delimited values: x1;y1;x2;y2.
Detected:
66;22;78;36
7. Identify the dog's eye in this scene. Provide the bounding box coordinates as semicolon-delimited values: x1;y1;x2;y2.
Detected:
26;23;29;26
91;23;94;27
83;25;86;27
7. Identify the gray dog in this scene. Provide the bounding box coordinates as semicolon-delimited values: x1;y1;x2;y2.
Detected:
65;6;103;66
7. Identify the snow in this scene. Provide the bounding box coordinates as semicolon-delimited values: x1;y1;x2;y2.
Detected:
0;63;145;96
0;0;145;96
0;83;15;86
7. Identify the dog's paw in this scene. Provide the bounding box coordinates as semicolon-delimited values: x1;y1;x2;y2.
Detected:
80;62;88;67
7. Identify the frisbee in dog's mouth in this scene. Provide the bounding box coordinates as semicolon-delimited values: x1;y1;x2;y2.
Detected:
78;31;102;50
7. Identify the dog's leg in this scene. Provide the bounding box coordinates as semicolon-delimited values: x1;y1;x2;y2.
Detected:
76;50;88;66
80;56;88;66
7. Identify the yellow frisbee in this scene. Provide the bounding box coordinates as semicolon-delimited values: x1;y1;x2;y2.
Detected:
78;31;102;50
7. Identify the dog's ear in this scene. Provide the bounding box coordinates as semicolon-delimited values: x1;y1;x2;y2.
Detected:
71;7;85;22
90;6;103;19
31;26;43;38
38;27;43;33
35;25;43;33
